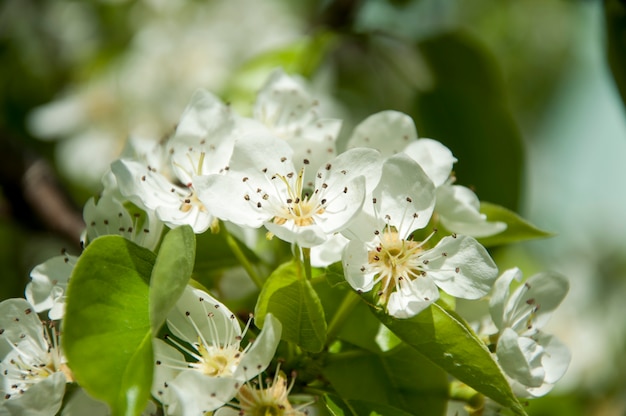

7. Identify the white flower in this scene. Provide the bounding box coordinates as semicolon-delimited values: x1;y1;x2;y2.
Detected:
342;154;498;318
81;192;164;251
214;370;308;416
112;90;238;233
25;252;77;321
0;298;72;415
489;268;570;397
347;110;505;238
152;286;282;416
195;135;382;248
253;69;342;187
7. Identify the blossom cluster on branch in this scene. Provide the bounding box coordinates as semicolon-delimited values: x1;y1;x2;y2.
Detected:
1;69;569;416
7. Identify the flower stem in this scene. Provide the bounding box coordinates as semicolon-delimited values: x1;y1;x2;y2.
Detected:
326;290;361;342
449;381;484;410
302;247;313;281
220;223;263;289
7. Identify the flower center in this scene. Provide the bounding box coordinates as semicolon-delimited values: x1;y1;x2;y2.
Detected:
179;190;207;213
367;229;424;302
197;342;241;377
272;169;324;227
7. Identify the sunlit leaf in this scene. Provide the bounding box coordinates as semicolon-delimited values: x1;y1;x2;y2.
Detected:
63;236;155;416
149;225;195;332
255;261;326;352
477;202;552;247
371;302;527;415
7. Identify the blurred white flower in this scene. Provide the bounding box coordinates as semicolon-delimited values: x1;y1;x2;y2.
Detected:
489;268;571;397
28;0;302;189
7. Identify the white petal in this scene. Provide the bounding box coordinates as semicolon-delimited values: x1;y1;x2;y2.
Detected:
289;135;337;188
195;174;269;228
310;233;349;268
387;278;439;319
0;371;66;416
170;371;239;415
254;69;316;132
535;331;570;385
235;314;282;381
0;299;46;358
316;147;382;195
151;339;186;409
61;387;110;416
346;111;417;157
342;239;376;292
175;89;235;141
488;268;523;331
374;153;436;237
315;175;366;235
420;235;498;299
496;328;545;388
166;286;241;346
505;272;569;335
264;220;327;248
25;255;74;316
403;138;457;187
227;134;295;178
435;185;506;238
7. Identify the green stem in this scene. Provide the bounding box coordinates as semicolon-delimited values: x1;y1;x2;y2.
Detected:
302;247;313;281
220;223;263;289
449;381;484;410
326;290;361;342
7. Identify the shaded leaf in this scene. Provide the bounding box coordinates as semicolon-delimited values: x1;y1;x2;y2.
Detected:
63;236;155;416
477;202;552;247
255;261;326;352
605;0;626;108
324;344;448;415
414;32;524;210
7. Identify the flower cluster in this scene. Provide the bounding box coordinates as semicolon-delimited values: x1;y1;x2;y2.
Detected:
1;69;571;416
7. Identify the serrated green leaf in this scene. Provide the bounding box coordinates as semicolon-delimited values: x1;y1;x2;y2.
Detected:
323;344;448;415
63;236;155;416
371;303;527;416
477;202;552;247
149;225;195;332
255;261;326;352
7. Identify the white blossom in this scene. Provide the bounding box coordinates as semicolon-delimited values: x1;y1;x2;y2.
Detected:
112;90;239;233
253;69;341;187
347;110;505;238
195;135;382;248
0;298;72;415
489;268;570;397
25;252;77;321
152;286;281;416
342;153;498;318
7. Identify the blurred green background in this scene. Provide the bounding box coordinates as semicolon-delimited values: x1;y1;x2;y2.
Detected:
1;0;625;414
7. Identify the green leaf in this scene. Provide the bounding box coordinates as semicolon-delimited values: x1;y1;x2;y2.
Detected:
323;344;448;415
149;225;195;332
477;202;552;247
415;32;524;211
323;394;418;416
255;261;326;352
63;236;155;416
371;303;527;416
605;0;626;108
